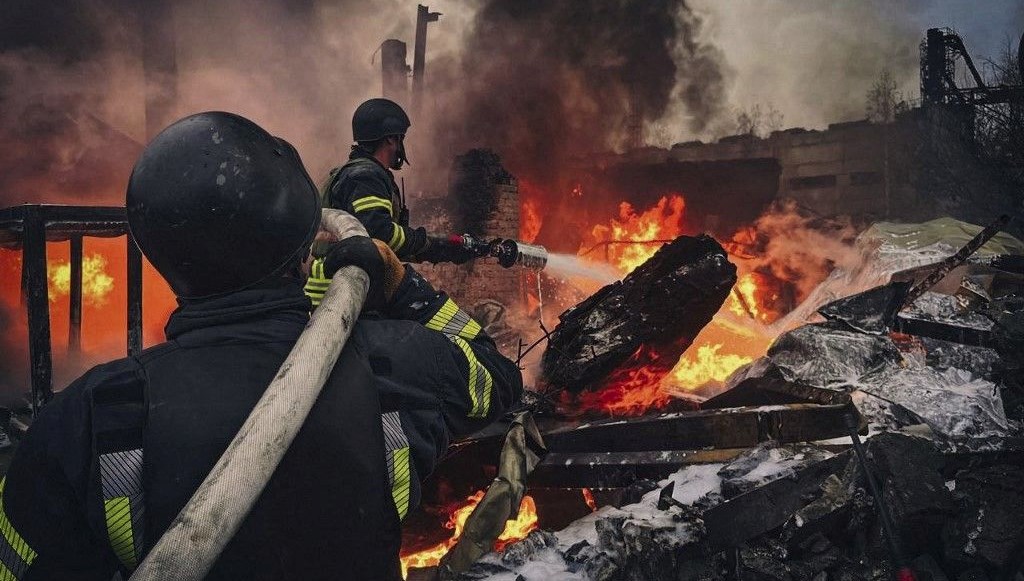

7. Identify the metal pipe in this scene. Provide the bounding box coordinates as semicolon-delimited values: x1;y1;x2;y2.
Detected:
22;205;52;414
69;235;82;353
127;233;143;356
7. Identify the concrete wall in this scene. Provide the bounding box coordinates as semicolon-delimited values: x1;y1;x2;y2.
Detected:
581;118;921;222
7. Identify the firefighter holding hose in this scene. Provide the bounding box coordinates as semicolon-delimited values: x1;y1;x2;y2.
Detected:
0;112;521;580
317;97;476;264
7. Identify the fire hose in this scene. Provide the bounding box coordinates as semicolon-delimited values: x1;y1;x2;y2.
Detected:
129;210;369;581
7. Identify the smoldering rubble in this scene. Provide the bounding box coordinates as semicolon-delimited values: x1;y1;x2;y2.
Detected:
432;220;1024;581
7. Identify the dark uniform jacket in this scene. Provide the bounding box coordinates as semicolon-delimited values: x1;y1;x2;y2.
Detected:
322;150;429;259
0;270;521;580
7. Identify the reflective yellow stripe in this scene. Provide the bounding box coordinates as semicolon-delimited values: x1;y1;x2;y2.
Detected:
426;299;481;340
426;299;459;331
449;336;492;418
390;447;412;520
352;196;393;215
456;318;482;341
0;478;36;572
0;561;17;581
387;223;406;251
104;496;137;569
305;258;331;307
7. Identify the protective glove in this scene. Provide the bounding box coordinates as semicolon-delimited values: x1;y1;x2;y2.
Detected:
321;236;394;311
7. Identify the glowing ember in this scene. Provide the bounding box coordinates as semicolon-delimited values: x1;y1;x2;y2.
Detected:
399;492;538;578
48;253;115;306
581;488;598;512
671;344;754;389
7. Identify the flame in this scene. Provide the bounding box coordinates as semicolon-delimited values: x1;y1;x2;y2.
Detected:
48;253;115;306
1;240;177;394
563;193;776;416
581;488;597;512
586;194;686;274
521;197;543;244
726;273;761;321
399;492;538;578
571;361;670;416
671;344;754;388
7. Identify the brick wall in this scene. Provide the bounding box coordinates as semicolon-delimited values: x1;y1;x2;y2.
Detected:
416;172;525;354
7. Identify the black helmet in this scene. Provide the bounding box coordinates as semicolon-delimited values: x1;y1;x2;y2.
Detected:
127;112;321;299
352;98;411;142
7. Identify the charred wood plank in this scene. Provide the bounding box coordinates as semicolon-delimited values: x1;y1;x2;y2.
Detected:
702;451;852;552
69;235;83;353
543;404;859;454
702;377;851;409
127;233;143;356
529;449;749;488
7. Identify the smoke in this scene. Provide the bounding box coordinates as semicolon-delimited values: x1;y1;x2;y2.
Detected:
688;0;1023;137
727;200;863;302
430;0;727;186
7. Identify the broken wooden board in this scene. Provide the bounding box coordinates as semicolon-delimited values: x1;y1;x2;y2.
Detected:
543;404;860;454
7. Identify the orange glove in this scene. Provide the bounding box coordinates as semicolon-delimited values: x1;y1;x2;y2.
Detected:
373;239;405;303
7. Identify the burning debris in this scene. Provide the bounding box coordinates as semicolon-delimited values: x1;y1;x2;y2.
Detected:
541;235;736;397
404;213;1024;580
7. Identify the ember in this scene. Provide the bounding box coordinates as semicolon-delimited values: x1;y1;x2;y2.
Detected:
581;488;598;512
399;491;538;578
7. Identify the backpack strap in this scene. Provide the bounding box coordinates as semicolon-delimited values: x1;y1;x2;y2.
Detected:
90;366;147;571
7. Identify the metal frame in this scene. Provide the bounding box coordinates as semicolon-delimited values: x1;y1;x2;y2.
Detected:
0;204;143;414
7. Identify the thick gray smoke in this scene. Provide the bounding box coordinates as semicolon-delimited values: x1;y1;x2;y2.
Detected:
429;0;727;185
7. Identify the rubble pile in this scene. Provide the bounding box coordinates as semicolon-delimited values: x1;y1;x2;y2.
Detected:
458;435;1024;581
448;219;1024;581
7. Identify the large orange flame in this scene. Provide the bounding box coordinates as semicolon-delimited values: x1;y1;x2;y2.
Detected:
535;192;778;416
48;253;115;306
399;491;538;578
0;240;177;397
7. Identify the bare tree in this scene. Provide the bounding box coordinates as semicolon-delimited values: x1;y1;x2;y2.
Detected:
865;69;906;123
734;103;784;138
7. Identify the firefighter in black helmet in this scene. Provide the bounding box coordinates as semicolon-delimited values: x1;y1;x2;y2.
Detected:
0;112;522;580
317;98;473;263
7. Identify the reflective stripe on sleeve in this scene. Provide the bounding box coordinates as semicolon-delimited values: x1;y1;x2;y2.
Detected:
304;258;331;308
352;196;393;215
425;298;481;340
381;412;411;520
387;223;406;251
448;336;493;418
98;449;144;570
0;478;37;580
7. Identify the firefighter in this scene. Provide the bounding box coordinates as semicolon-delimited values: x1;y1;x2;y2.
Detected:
319;97;474;264
0;112;522;581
